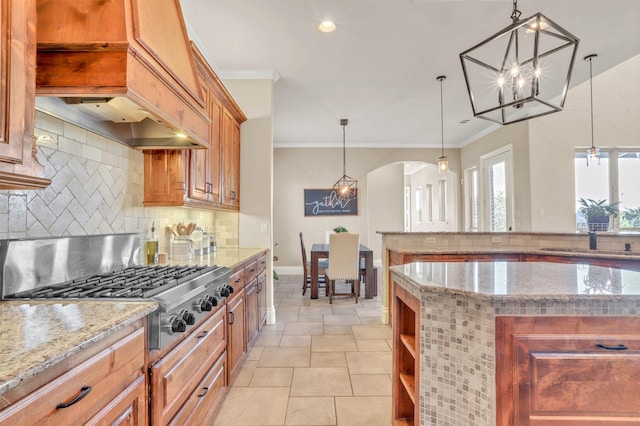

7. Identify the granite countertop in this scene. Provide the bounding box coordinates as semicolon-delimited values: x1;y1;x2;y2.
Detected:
390;261;640;302
389;247;640;261
0;300;157;397
163;247;267;268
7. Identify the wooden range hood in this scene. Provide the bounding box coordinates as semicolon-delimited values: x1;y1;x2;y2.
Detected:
35;0;210;150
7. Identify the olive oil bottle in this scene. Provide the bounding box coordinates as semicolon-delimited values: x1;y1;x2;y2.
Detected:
146;222;159;265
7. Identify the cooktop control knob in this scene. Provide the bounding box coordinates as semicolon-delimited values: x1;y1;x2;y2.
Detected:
226;284;235;294
205;294;218;307
167;315;187;334
219;287;230;298
194;297;213;312
179;309;196;325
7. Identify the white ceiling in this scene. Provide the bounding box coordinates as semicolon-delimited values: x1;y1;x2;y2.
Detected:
180;0;640;149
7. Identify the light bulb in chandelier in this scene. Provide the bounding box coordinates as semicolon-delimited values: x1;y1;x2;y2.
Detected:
586;146;600;166
438;156;448;174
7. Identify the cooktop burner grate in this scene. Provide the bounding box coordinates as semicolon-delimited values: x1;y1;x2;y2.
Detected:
7;265;219;299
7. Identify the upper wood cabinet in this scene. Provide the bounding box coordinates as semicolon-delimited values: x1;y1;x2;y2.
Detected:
0;0;50;189
222;109;241;209
143;43;245;211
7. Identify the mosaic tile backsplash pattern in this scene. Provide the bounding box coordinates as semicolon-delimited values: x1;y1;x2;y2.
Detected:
0;112;237;249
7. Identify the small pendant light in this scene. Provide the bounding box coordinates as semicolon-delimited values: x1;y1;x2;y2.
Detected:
437;76;448;173
585;54;600;166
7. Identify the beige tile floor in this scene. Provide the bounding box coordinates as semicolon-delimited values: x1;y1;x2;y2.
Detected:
212;273;392;426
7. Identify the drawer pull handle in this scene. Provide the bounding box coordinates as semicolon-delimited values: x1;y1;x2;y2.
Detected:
198;387;209;398
596;343;628;351
56;386;92;409
229;311;235;325
197;330;209;339
235;278;242;283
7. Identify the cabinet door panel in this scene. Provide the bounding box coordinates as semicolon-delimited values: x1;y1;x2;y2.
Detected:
226;289;246;383
245;280;258;344
143;150;187;205
497;316;640;425
257;271;267;330
0;0;49;189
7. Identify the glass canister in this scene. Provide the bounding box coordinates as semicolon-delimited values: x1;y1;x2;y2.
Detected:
171;235;193;260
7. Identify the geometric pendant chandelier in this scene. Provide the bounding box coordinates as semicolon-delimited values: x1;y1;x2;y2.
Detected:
333;119;358;201
459;0;579;125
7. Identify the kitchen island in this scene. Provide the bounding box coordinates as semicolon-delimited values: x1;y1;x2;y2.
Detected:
390;261;640;425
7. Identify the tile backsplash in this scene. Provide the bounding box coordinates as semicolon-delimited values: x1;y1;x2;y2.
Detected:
0;112;238;251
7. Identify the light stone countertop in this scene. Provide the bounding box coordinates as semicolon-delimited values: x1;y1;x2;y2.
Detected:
390;261;640;302
0;300;157;397
163;247;267;268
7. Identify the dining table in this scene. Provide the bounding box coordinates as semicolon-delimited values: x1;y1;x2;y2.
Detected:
309;243;375;299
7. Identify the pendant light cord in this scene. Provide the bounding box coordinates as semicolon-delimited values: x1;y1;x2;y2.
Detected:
342;121;347;176
438;76;445;157
588;56;595;150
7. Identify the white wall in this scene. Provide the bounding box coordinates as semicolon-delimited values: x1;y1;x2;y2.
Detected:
366;163;405;261
273;147;461;269
223;78;276;324
528;54;640;231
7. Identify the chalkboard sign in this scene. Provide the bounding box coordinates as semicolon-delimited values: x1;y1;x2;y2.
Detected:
304;189;358;216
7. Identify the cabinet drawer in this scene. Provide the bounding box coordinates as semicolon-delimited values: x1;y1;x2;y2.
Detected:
150;308;226;424
168;352;227;426
257;255;267;273
0;328;145;426
86;374;147;426
229;268;245;293
244;260;258;284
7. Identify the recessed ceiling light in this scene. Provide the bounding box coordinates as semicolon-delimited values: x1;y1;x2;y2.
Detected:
459;119;471;124
318;20;336;33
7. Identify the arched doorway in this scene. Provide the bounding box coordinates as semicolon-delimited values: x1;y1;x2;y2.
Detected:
366;161;458;263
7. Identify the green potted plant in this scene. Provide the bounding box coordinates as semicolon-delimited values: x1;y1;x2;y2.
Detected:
333;226;348;233
578;198;620;231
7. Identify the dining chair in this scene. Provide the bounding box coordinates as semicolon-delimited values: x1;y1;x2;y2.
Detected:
300;232;327;296
325;232;360;304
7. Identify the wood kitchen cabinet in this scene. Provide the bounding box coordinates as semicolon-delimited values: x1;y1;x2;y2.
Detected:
496;316;640;425
245;279;259;345
227;287;246;383
0;0;49;189
143;44;245;211
221;108;241;209
149;307;226;425
0;326;147;425
143;149;188;206
392;282;420;426
257;260;267;331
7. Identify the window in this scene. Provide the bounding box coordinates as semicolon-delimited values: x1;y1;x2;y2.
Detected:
403;186;411;232
415;186;423;223
438;179;447;222
618;152;640;229
482;147;513;232
425;184;433;223
465;168;479;231
575;150;640;230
